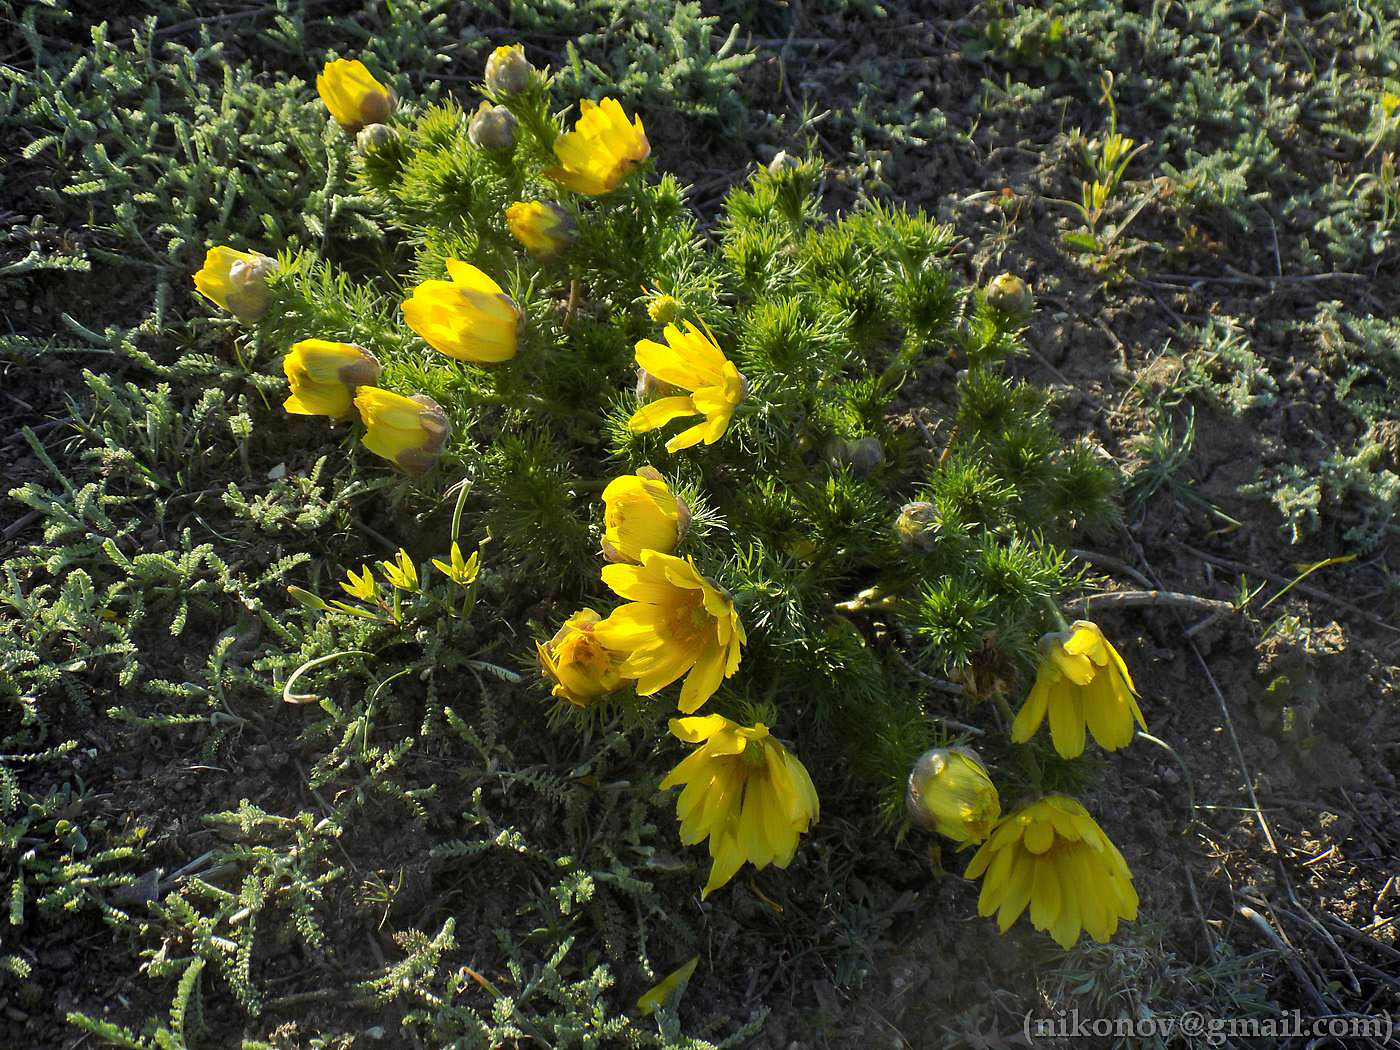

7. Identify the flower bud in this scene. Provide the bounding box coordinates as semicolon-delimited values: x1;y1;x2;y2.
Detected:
505;200;576;260
283;339;381;420
894;501;940;551
316;58;397;134
986;273;1033;316
906;746;1001;844
356;122;398;155
825;436;884;478
601;467;690;564
484;44;533;96
768;150;802;176
193;246;279;322
353;388;451;476
469;102;517;150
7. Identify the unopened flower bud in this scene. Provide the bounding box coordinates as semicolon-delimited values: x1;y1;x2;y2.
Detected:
469;102;517;150
356;122;398;155
194;246;279;323
895;501;940;551
906;746;1001;844
825;436;884;478
485;44;533;96
986;273;1033;316
354;388;451;476
768;150;802;175
601;466;690;564
316;58;397;134
505;201;576;259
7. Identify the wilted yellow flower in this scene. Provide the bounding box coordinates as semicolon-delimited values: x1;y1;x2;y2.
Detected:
401;259;522;364
1011;620;1145;759
504;201;577;260
627;322;747;453
193;246;278;322
316;58;396;133
484;44;533;96
544;97;650;196
659;714;819;898
964;796;1138;949
906;747;1001;845
354;388;451;475
600;467;689;564
536;609;624;707
340;565;378;602
282;339;380;420
468;101;517;150
380;549;419;591
592;552;744;713
432;542;479;587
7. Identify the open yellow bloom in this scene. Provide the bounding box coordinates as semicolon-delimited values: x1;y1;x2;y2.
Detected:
1011;620;1145;759
965;796;1138;949
193;246;278;322
432;542;479;587
600;467;689;564
906;747;1001;846
340;565;378;602
536;609;624;707
627;322;747;453
544;97;650;195
504;201;577;260
316;58;396;132
380;549;418;592
401;259;522;363
282;339;380;419
353;388;451;475
592;552;745;713
660;715;819;898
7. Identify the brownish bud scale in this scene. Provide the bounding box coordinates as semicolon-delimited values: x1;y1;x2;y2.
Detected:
485;44;533;96
356;122;398;155
469;102;517;150
768;150;802;175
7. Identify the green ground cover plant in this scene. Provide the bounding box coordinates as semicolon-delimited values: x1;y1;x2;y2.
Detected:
4;1;1400;1048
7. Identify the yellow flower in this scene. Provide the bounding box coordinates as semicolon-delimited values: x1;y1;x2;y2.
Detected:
600;467;689;564
964;796;1138;949
536;609;625;707
193;246;278;322
1011;620;1145;759
484;44;533;96
592;552;744;713
432;542;480;587
544;97;650;196
906;747;1001;846
646;292;681;324
282;339;380;419
340;565;378;601
354;388;451;475
627;322;747;453
380;549;418;591
401;259;522;364
316;58;396;133
659;714;819;898
504;201;577;260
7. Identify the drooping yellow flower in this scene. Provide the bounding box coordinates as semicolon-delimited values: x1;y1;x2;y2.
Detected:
282;339;380;420
1011;620;1145;759
544;97;650;196
592;552;744;713
354;388;451;475
432;542;479;587
316;58;396;133
340;565;378;602
536;609;625;707
600;467;689;564
906;747;1001;846
401;259;522;364
964;796;1138;949
193;246;278;322
504;201;577;260
659;714;819;898
380;549;419;592
627;322;747;453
